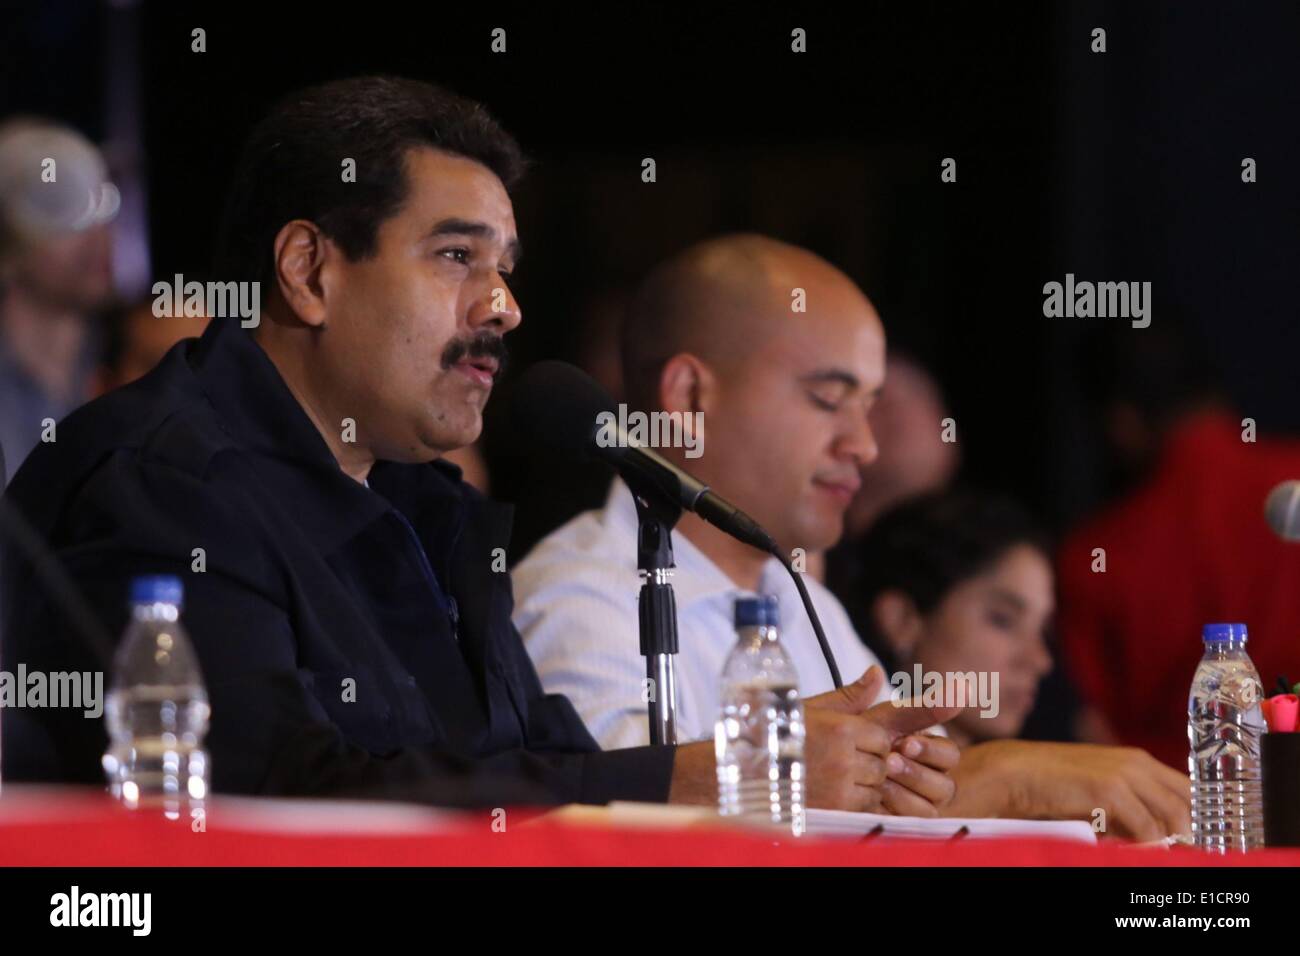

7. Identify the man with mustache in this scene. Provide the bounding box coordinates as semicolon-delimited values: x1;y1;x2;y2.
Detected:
514;234;1191;839
1;77;957;813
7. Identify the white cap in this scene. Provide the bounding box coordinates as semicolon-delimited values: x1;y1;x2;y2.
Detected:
0;119;120;244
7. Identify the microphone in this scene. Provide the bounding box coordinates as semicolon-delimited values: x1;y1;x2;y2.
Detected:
1265;480;1300;541
511;361;775;553
511;360;843;688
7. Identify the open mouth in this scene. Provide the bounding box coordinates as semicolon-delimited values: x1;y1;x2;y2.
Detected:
453;357;498;388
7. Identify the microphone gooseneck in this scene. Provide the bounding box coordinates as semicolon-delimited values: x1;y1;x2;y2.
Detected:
771;545;843;690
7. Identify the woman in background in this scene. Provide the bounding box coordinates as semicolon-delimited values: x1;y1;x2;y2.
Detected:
845;490;1057;747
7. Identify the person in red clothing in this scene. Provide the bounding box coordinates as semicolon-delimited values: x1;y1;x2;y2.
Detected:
1058;327;1300;768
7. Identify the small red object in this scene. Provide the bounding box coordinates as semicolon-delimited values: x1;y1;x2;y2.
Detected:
1271;694;1299;733
1262;695;1275;731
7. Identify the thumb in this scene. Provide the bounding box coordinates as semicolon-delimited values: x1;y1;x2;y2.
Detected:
807;665;885;714
866;695;963;740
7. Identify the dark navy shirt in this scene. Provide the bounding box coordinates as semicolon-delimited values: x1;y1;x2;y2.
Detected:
0;318;674;807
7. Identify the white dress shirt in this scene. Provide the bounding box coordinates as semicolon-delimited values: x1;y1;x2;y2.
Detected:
513;478;891;749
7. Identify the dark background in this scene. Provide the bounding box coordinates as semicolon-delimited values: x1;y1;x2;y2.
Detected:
5;0;1298;550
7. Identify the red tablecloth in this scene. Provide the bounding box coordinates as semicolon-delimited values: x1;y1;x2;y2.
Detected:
0;788;1297;866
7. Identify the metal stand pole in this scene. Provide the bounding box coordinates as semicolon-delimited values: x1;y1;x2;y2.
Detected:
628;481;683;746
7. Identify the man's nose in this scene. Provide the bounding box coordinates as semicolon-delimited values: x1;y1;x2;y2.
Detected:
838;413;879;468
468;277;522;334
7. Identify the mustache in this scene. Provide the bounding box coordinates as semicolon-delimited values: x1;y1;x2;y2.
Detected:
440;331;510;373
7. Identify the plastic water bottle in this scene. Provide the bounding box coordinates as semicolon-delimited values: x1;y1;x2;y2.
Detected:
715;594;806;836
103;576;210;822
1188;622;1266;851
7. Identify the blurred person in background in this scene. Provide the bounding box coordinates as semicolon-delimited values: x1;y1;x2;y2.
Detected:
0;118;119;481
94;299;210;395
842;354;960;539
1058;323;1300;768
821;352;958;589
846;490;1056;746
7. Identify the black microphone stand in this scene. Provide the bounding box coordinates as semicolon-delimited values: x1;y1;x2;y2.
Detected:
626;474;683;746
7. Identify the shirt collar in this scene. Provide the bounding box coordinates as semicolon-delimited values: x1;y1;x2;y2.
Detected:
191;318;344;470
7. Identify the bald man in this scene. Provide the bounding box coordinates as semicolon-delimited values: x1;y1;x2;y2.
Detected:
517;234;960;817
514;234;1191;839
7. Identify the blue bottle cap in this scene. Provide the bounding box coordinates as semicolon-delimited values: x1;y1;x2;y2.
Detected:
129;575;184;608
734;594;779;629
1202;622;1248;643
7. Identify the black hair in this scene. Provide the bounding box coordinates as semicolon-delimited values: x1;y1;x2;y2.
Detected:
846;490;1051;672
213;75;527;291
